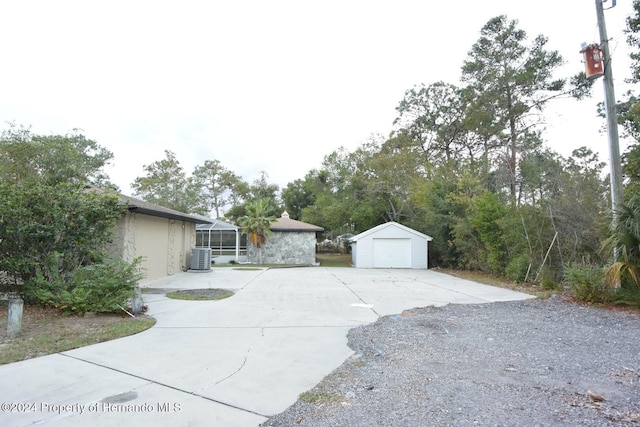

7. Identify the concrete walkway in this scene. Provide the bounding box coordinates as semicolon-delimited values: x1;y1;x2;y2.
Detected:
0;267;533;427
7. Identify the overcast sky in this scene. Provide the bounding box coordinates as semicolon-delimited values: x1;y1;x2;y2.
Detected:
0;1;636;196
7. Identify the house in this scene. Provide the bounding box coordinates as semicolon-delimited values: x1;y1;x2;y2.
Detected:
350;222;433;269
108;194;211;281
247;211;323;265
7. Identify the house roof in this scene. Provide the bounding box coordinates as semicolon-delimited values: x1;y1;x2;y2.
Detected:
84;186;209;224
350;221;433;242
118;194;211;224
270;211;324;232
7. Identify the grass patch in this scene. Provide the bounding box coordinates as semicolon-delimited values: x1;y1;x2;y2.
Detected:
0;302;155;365
165;289;234;301
316;253;352;267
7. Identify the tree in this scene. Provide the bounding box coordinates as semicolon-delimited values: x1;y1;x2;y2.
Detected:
223;178;252;222
603;195;640;290
0;182;125;285
355;133;423;224
224;171;278;222
394;82;474;165
618;2;640;190
612;0;640;145
408;170;471;267
192;159;242;218
238;198;276;264
248;171;280;207
461;16;564;205
282;175;317;220
468;190;510;275
310;143;387;234
623;142;640;198
298;170;331;231
626;0;640;83
0;123;114;187
131;150;198;213
0;125;137;312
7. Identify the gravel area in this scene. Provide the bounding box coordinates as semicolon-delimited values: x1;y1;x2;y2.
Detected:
262;299;640;426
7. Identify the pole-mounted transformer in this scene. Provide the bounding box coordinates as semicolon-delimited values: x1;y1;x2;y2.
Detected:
579;43;605;80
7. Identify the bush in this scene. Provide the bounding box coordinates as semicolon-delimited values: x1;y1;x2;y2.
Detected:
564;264;614;304
538;270;556;290
27;257;145;315
612;287;640;308
0;182;124;287
505;254;531;283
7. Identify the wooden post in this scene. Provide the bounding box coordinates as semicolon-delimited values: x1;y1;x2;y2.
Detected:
7;298;23;339
131;286;142;315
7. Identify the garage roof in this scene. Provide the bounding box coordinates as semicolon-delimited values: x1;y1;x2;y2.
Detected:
350;221;433;242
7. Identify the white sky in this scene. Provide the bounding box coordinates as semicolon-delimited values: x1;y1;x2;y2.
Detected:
0;0;636;196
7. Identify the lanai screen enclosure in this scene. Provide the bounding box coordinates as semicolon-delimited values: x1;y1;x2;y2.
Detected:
195;219;247;263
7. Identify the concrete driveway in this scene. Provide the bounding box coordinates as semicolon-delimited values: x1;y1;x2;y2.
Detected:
0;267;533;427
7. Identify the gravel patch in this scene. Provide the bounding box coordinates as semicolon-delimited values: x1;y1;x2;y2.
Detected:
262;299;640;426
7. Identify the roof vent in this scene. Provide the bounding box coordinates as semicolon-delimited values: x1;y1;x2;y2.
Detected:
281;211;290;218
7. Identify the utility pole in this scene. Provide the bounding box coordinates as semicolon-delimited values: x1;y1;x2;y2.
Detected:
595;0;624;261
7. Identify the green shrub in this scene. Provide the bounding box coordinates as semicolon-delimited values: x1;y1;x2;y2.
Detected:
564;264;614;304
0;182;125;288
540;267;561;291
505;254;531;283
612;287;640;308
27;257;145;315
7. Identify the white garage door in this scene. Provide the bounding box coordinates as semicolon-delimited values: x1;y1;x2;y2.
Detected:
372;238;411;268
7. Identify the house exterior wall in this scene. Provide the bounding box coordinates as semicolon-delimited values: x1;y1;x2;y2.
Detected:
351;224;429;269
108;212;196;281
247;231;318;265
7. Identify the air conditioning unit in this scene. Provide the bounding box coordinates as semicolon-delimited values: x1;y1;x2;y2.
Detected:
191;248;212;270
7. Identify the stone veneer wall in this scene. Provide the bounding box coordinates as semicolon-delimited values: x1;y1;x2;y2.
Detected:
247;231;317;264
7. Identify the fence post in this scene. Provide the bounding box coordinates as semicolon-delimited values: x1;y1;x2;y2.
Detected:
7;298;23;339
131;287;142;315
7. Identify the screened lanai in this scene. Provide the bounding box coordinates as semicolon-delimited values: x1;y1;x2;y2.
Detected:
195;218;247;263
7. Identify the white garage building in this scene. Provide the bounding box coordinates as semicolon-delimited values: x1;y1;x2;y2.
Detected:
350;222;433;269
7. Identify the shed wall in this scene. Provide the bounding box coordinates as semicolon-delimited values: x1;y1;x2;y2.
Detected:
352;225;428;269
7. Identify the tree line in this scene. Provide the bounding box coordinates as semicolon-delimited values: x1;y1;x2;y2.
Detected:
287;15;604;280
131;13;604;287
283;10;640;302
129;150;279;221
3;7;640;310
